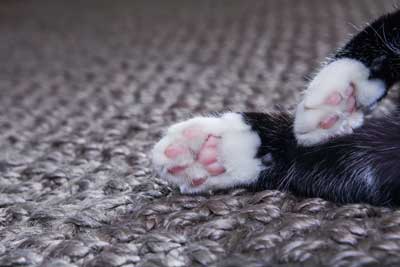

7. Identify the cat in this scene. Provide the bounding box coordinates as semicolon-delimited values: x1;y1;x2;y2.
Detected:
152;9;400;206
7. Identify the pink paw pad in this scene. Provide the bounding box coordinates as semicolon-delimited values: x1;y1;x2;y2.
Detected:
198;148;217;165
164;131;226;187
165;144;188;159
197;135;220;165
198;135;225;175
168;165;187;174
345;84;355;97
319;115;339;129
325;92;342;105
205;163;225;175
346;95;356;113
203;135;219;147
191;177;207;187
319;84;357;130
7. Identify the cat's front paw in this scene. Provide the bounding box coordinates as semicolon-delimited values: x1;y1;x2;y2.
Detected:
152;113;263;193
294;58;386;146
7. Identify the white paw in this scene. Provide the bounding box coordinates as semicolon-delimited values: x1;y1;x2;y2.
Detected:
294;58;386;146
152;113;263;193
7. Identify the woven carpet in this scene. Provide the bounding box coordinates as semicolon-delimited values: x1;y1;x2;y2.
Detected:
0;1;399;266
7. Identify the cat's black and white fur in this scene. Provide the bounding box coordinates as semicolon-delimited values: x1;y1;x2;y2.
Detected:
152;10;400;206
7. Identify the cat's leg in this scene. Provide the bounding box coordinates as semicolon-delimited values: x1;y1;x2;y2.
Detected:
291;112;400;206
152;113;265;193
294;10;400;146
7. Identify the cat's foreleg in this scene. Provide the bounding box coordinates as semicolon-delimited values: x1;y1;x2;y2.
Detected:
152;112;294;193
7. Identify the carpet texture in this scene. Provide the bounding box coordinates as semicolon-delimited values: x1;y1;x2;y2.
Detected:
0;1;399;266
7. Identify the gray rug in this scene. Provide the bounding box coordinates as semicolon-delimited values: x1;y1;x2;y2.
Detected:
0;1;399;266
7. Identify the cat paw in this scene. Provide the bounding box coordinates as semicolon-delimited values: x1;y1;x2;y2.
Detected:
152;113;263;193
294;58;386;146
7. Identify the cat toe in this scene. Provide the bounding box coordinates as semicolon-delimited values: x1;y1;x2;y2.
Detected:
165;143;188;159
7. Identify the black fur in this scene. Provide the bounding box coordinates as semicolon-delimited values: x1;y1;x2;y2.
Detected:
244;111;400;206
334;9;400;90
242;10;400;206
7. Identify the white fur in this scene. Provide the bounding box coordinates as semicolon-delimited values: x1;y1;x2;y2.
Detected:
152;113;264;193
294;58;386;146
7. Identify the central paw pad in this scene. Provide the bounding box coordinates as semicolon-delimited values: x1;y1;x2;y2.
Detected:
311;83;358;130
164;133;226;182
